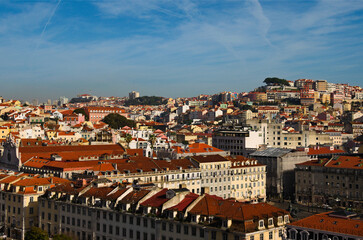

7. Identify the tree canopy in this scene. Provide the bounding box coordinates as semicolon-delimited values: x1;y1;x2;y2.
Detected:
102;113;136;129
25;227;49;240
263;77;290;86
124;96;167;106
73;108;89;121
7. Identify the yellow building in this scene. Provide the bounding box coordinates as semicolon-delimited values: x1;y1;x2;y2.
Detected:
0;174;68;240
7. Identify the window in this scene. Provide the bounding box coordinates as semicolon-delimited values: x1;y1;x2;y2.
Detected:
302;232;309;240
259;220;264;228
289;230;296;239
260;233;264;240
268;218;273;226
269;231;272;239
211;231;216;240
192;227;196;236
200;229;204;238
184;226;189;235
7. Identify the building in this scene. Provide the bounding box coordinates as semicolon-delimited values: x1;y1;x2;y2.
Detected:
286;211;363;240
0;137;126;171
171;143;229;159
0;173;68;240
84;107;127;123
212;126;264;157
129;91;140;100
314;80;328;92
250;148;310;199
38;182;289;240
295;155;363;209
190;155;266;202
300;87;315;106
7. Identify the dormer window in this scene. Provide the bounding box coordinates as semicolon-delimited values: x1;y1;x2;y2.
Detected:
223;220;228;228
259;220;264;228
278;216;283;224
268;218;273;226
284;215;289;223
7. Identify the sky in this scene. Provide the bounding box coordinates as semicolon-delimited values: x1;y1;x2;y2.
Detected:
0;0;362;101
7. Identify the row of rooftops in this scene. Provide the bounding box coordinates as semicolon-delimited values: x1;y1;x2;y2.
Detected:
0;172;69;194
288;211;363;237
42;181;290;233
296;155;363;170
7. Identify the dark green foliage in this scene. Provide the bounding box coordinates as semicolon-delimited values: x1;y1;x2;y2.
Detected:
124;96;167;106
25;227;49;240
102;113;136;129
281;98;300;105
240;104;254;111
53;234;73;240
0;113;9;121
73;108;89;121
263;77;290;86
254;86;267;92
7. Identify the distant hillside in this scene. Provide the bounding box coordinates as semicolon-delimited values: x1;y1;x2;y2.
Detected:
124;96;167;106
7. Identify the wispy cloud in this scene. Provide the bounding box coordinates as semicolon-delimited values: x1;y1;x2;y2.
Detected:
37;0;62;48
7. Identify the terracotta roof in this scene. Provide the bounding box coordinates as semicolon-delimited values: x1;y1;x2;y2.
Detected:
140;188;169;208
119;189;150;204
296;156;363;170
173;143;224;154
289;212;363;237
192;154;229;163
166;193;199;212
19;144;125;162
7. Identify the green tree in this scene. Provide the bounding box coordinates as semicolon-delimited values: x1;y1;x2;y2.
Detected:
25;227;49;240
102;113;136;129
148;134;156;150
53;234;72;240
263;77;290;86
73;108;89;121
0;113;9;121
125;133;132;147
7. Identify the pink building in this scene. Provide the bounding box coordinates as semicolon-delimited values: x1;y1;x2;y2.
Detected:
85;107;128;123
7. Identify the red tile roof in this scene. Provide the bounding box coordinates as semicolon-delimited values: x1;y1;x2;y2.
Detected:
167;193;199;212
140;188;169;208
289;212;363;237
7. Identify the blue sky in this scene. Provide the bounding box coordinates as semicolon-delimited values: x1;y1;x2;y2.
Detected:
0;0;362;101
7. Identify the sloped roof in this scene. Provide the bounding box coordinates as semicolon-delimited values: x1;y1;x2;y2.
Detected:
250;148;292;157
289;212;363;237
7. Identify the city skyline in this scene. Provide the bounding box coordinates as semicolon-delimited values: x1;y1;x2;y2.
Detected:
0;0;363;100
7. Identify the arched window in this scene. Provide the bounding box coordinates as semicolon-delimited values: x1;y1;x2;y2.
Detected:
288;229;297;240
300;231;309;240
